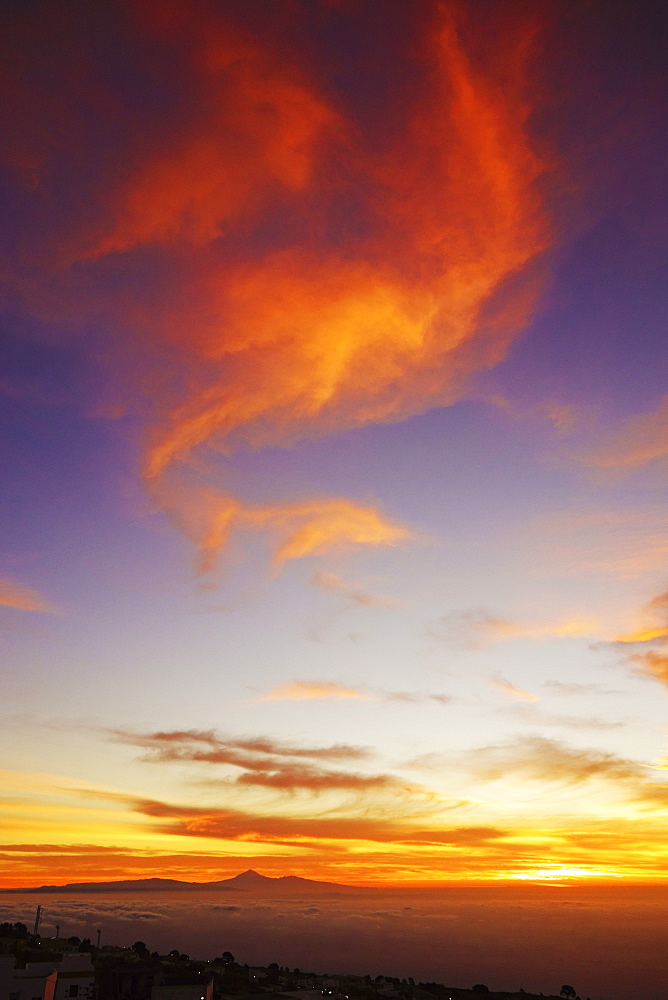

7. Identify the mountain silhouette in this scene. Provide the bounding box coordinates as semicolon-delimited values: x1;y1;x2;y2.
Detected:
5;869;360;894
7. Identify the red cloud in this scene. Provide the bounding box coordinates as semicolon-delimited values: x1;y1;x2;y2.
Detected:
112;728;389;793
128;796;491;847
1;0;551;572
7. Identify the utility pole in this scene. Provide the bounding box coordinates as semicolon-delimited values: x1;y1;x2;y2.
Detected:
96;929;102;949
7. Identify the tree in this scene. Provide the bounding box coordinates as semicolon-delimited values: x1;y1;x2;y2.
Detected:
266;962;279;983
472;987;489;994
560;987;576;999
222;951;235;964
132;941;148;956
0;923;28;940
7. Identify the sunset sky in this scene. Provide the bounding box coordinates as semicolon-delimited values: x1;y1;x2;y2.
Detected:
1;0;667;890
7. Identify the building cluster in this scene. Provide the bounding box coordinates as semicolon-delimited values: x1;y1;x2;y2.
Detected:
0;929;216;1000
0;923;565;1000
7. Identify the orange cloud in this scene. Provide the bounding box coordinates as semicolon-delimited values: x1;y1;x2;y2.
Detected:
157;486;412;574
262;681;369;702
0;577;54;613
114;728;371;762
124;795;476;848
113;727;392;794
263;682;452;704
616;591;668;645
254;499;412;565
138;7;549;480
614;590;668;688
634;651;668;686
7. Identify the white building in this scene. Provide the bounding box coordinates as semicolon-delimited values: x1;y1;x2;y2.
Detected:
0;952;93;1000
52;954;94;1000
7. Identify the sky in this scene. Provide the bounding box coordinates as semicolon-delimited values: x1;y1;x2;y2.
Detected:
1;0;667;891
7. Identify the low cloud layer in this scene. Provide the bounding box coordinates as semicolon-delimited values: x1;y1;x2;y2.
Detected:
6;885;668;1000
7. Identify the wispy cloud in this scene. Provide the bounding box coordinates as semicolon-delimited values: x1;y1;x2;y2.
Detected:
616;591;668;645
108;794;483;848
633;651;668;686
260;681;452;705
466;735;668;807
585;395;668;471
111;728;403;795
612;590;668;688
520;507;668;581
0;843;127;854
261;682;370;702
101;732;668;847
431;607;601;649
486;393;584;434
113;728;370;763
502;703;624;731
0;577;55;614
235;766;392;793
546;681;621;696
312;571;402;609
162;488;412;576
491;676;538;702
411;735;668;818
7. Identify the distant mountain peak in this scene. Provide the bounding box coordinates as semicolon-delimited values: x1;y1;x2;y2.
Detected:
228;869;275;882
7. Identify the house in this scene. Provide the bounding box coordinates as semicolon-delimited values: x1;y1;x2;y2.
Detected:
5;962;57;1000
151;982;213;1000
53;954;95;1000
